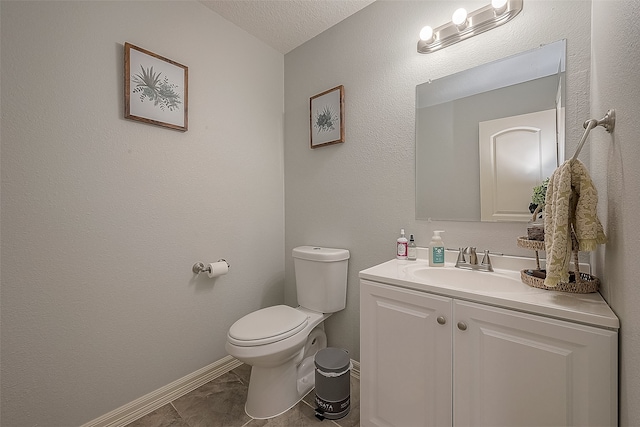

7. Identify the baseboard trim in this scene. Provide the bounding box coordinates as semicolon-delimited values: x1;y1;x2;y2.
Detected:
350;358;361;380
81;355;243;427
83;355;360;427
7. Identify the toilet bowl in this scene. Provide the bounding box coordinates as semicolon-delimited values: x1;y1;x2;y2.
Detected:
225;306;329;419
225;246;349;419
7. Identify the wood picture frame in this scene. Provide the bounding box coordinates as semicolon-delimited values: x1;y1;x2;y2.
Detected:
310;85;344;148
124;42;188;132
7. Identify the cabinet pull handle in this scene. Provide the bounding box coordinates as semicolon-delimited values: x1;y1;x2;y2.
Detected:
437;316;447;325
457;321;468;331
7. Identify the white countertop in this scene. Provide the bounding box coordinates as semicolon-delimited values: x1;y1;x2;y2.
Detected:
359;251;619;330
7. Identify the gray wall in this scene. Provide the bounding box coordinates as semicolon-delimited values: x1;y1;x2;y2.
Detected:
1;1;284;426
590;1;640;425
285;0;639;425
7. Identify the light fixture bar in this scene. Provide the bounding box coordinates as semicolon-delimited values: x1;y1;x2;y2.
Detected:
417;0;523;54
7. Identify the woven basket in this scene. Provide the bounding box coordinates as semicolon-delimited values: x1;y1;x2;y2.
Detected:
517;237;544;270
517;232;600;294
520;269;600;293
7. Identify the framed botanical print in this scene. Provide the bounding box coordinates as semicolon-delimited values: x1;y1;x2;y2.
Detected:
124;42;188;131
310;85;344;148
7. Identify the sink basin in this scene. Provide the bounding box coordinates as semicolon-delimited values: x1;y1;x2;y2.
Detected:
404;265;524;292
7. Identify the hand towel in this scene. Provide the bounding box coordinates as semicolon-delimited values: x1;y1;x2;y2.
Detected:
543;159;606;287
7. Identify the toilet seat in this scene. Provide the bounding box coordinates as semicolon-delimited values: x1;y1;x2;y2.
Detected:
228;305;309;347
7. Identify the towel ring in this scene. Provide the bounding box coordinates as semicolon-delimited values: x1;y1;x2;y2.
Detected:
571;109;615;162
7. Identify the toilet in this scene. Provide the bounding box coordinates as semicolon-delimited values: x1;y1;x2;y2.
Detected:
225;246;350;419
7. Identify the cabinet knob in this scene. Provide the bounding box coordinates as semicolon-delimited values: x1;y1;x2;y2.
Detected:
457;321;468;331
437;316;447;325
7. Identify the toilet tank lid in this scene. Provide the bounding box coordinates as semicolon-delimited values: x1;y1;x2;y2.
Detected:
293;246;350;262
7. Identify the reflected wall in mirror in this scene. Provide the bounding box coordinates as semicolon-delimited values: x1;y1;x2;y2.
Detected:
416;39;566;222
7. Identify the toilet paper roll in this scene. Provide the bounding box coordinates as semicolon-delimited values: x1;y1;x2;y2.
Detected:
207;261;229;278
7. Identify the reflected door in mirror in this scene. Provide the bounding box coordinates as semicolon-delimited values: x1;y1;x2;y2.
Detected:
479;109;559;221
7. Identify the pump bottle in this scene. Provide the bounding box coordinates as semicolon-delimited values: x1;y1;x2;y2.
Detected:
397;229;408;260
407;234;417;261
429;230;445;267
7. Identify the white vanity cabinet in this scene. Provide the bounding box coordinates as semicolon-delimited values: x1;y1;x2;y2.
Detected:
360;280;453;427
360;273;618;427
453;299;617;427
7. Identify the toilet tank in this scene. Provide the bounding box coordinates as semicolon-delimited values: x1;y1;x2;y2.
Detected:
293;246;350;313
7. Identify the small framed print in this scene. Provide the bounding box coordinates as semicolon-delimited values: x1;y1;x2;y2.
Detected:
310;85;344;148
124;42;188;131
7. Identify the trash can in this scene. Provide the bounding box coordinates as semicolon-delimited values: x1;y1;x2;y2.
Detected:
314;347;351;420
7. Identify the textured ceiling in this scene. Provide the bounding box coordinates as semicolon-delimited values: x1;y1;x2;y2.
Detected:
199;0;376;54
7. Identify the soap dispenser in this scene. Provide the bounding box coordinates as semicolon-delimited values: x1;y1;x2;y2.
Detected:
429;230;445;267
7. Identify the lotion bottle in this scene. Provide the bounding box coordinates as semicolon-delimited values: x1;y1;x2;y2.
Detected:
407;234;417;261
397;229;408;260
429;230;445;267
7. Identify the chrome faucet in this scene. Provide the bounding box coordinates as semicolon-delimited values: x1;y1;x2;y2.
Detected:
455;247;494;272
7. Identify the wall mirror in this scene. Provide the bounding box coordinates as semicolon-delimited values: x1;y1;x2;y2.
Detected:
416;39;566;222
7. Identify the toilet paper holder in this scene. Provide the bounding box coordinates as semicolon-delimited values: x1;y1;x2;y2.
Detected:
192;259;230;274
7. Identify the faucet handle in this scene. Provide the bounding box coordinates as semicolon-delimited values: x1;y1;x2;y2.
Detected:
480;250;493;271
464;247;478;265
456;247;466;264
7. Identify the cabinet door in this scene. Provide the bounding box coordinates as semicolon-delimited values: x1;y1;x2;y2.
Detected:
453;300;618;427
360;280;453;427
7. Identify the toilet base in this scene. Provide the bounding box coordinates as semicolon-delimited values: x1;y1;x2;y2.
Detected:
245;359;309;419
244;326;327;419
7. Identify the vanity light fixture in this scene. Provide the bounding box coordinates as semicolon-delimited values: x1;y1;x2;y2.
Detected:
418;0;523;54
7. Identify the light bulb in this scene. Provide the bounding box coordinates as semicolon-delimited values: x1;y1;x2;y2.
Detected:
492;0;508;14
452;8;468;27
419;26;434;42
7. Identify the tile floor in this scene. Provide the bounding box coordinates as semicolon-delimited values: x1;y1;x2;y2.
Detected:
126;364;360;427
